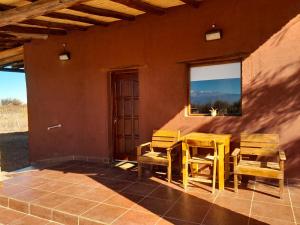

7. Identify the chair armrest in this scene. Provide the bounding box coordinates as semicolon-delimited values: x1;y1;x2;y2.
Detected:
137;142;151;156
231;148;241;157
279;150;286;161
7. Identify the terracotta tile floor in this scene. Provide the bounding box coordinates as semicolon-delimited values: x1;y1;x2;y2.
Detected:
0;160;299;225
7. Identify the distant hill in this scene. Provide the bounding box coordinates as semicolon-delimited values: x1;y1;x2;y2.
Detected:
190;91;240;104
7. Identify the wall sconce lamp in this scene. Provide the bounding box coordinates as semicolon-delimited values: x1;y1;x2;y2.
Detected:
205;24;222;41
59;43;71;61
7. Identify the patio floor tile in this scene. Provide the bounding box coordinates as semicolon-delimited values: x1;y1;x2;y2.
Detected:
10;214;51;225
112;209;161;225
58;184;95;197
33;180;72;192
122;182;157;196
131;196;175;215
165;201;209;224
99;179;133;191
11;188;49;202
293;206;300;223
0;207;26;224
103;192;143;208
157;217;200;225
52;210;78;225
248;215;296;225
0;184;29;197
77;187;116;202
203;206;250;225
220;186;254;200
253;190;290;205
54;197;98;215
82;203;127;224
149;186;183;201
251;201;294;222
214;196;251;215
30;204;53;220
31;193;73;208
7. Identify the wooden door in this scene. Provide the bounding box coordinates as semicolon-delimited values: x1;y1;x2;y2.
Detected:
112;70;139;161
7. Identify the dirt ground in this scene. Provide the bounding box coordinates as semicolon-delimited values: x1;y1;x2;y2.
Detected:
0;105;29;171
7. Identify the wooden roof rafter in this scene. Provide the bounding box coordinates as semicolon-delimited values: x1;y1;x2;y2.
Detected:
0;0;90;27
111;0;165;15
45;12;110;26
0;25;67;36
0;3;108;27
69;4;135;21
181;0;203;8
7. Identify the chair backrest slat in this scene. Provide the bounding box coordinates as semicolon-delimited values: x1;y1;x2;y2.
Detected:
151;130;180;148
240;133;279;156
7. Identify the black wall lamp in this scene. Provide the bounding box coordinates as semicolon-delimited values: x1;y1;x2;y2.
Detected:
59;43;71;61
205;24;223;41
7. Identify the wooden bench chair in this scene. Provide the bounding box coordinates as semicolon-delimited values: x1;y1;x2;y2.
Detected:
183;138;218;193
137;130;180;182
232;133;286;198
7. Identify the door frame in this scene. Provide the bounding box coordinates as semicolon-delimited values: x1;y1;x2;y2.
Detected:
108;69;139;162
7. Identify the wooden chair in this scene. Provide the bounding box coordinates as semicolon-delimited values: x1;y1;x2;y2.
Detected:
137;130;180;182
232;133;286;198
183;138;218;193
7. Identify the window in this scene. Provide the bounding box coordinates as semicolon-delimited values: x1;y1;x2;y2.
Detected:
189;62;242;116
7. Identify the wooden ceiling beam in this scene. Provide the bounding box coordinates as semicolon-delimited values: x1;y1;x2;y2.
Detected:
45;12;109;26
111;0;164;15
0;31;48;40
22;19;88;31
0;25;67;36
0;0;89;27
0;46;23;60
0;3;108;27
69;4;135;21
0;36;31;43
181;0;203;8
0;54;24;67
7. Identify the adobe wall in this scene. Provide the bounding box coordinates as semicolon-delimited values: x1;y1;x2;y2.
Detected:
24;0;300;177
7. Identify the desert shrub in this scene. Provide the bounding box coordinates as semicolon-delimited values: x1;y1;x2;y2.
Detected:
1;98;23;106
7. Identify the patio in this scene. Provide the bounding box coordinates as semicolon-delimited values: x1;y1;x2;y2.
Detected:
0;160;299;225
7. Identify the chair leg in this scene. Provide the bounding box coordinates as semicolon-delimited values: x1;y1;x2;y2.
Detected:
138;163;142;180
234;173;238;193
212;161;217;194
279;179;284;199
168;163;172;183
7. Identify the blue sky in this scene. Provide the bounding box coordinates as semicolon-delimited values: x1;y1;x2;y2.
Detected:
0;71;27;103
191;78;241;94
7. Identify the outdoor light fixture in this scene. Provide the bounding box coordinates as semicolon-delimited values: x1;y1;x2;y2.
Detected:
59;43;71;61
205;24;222;41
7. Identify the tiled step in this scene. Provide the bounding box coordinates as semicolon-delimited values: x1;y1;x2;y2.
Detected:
0;206;60;225
1;195;108;225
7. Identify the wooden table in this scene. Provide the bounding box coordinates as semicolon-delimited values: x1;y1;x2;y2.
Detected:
181;132;231;190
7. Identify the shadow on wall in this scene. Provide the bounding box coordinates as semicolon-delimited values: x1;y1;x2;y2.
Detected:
158;15;300;177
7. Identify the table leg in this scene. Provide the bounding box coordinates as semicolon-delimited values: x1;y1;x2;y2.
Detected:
191;147;198;176
182;141;188;190
224;138;230;180
218;143;225;190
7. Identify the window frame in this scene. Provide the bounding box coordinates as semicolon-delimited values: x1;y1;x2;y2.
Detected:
187;59;243;117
